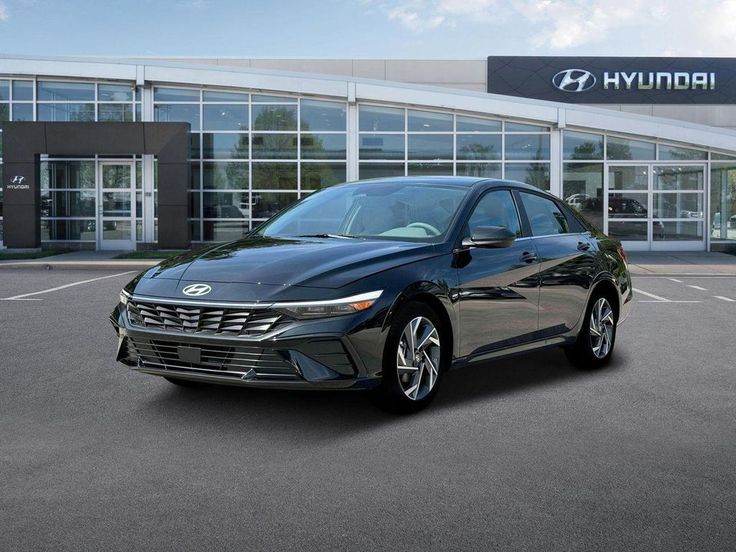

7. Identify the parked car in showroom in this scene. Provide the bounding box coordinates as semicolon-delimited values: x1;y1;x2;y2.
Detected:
111;177;633;412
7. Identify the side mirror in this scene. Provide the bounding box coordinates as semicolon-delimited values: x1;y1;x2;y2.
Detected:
462;226;516;248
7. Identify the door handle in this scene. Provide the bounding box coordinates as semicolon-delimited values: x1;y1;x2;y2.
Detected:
577;241;591;251
520;251;538;264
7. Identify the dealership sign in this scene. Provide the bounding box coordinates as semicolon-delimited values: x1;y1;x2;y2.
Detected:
488;57;733;104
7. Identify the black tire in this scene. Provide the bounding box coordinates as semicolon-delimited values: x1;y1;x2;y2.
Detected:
371;301;449;414
564;292;617;369
164;376;208;388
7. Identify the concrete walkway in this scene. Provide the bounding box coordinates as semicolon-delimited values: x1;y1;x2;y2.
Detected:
627;251;736;275
0;250;160;270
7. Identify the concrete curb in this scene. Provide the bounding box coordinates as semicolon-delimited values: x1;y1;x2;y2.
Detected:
0;260;159;270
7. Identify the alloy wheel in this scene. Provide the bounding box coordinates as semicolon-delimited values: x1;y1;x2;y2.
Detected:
589;297;615;359
396;316;441;401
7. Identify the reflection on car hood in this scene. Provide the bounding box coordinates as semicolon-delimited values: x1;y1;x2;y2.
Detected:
142;236;438;289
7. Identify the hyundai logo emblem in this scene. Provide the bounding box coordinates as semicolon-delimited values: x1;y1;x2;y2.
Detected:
552;69;597;92
182;283;212;297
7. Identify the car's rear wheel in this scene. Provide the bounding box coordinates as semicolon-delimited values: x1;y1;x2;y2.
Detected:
372;302;447;413
564;293;617;369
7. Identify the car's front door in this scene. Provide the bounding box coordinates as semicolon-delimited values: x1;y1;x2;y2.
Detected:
517;191;597;336
456;189;540;358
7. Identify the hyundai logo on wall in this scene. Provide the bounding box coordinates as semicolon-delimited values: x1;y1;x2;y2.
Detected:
552;69;597;92
182;283;212;297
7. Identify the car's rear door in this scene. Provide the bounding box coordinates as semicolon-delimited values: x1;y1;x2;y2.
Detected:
516;191;597;336
456;189;540;357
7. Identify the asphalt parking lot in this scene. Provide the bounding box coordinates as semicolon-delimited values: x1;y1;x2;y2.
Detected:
1;268;734;551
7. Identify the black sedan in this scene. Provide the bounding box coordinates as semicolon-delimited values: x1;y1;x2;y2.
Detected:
112;177;633;412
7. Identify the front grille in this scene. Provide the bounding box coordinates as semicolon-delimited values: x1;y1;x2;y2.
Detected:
126;336;298;380
126;299;288;337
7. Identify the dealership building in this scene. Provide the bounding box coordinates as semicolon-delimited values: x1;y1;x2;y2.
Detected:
2;55;736;252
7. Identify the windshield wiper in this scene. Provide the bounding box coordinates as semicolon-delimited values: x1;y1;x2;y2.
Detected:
297;233;354;239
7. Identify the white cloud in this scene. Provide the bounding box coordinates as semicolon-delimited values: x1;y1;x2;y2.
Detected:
0;2;9;21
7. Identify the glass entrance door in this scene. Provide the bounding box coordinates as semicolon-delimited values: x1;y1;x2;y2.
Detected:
606;164;706;251
98;162;135;250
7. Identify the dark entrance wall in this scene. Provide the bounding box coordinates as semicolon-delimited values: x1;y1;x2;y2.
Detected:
1;122;190;249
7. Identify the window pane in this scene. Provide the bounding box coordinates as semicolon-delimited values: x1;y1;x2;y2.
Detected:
38;81;94;101
203;90;248;102
563;163;603;230
653;193;704;218
407;134;453;160
203;104;248;131
12;103;33;121
0;103;8;122
202;162;249;190
407;163;453;176
12;80;33;101
0;80;8;101
653;166;704;190
154;87;199;102
468;190;521;236
606;136;656;160
456;134;501;160
252;105;297;130
520;192;569;235
252;192;298;219
301;162;347;190
202;133;249;159
203;221;249;242
457;163;502;178
407;110;452;132
506;122;549;132
190;162;201;190
359;105;404;132
710;164;736;241
653;221;703;241
505;134;550;160
38;103;94;122
359;163;405;179
252;134;297;159
189;192;201;218
40;161;96;189
252;163;297;189
154;104;200;128
456;115;501;132
203;192;249;218
300;100;346;131
98;104;133;122
608;166;648;190
608;221;647;241
42;219;96;241
504;163;550;190
41;190;96;217
252;94;296;103
608;193;649;218
563;131;603;160
301;134;346;159
98;84;133;102
359;134;404;160
659;145;706;161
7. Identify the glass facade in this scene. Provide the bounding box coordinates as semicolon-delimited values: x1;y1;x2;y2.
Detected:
0;74;734;251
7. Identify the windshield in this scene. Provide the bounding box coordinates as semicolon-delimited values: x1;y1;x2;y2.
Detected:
256;180;469;242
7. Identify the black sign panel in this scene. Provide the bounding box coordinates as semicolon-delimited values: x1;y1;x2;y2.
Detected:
487;56;736;104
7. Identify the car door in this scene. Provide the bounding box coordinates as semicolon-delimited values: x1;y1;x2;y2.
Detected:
517;191;597;336
456;189;540;358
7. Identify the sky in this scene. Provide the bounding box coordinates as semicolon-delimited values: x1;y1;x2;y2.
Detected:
0;0;735;58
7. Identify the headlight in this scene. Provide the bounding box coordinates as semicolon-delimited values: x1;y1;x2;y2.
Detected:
119;289;132;306
273;290;382;319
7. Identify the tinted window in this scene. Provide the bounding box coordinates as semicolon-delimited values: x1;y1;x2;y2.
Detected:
520;192;570;236
468;190;521;237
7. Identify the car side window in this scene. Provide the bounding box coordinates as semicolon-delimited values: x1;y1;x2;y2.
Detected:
519;192;570;236
468;190;522;237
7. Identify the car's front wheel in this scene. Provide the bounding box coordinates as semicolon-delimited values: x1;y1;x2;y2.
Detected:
372;302;447;413
565;293;617;369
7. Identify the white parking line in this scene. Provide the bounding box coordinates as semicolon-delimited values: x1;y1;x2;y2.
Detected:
0;271;135;301
667;278;683;283
632;288;700;303
714;296;736;302
687;285;708;291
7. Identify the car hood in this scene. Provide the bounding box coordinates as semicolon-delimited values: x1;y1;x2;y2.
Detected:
141;236;439;289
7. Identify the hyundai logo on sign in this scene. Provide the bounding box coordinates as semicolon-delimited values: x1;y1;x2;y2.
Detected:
182;283;212;297
552;69;597;92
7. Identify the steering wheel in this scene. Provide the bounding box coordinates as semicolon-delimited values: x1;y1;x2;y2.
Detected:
407;222;441;236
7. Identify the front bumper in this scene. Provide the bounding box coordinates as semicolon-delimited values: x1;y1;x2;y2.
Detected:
111;303;384;390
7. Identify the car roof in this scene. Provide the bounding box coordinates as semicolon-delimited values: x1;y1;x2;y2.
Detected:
345;176;549;193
